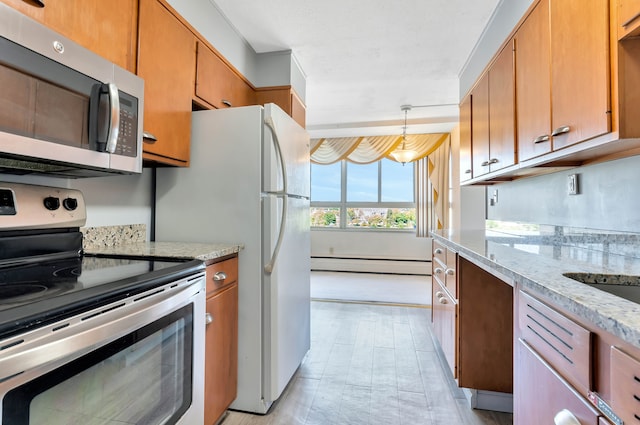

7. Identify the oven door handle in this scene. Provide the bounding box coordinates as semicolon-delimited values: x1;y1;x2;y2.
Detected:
0;278;204;383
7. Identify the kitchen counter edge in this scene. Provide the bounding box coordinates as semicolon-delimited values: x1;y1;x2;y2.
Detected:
430;231;640;350
84;241;244;263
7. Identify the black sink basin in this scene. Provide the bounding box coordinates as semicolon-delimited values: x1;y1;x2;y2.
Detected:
563;272;640;303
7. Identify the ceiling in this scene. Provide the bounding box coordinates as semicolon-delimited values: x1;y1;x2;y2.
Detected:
210;0;501;139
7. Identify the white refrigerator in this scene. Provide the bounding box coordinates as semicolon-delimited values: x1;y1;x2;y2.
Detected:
155;104;311;414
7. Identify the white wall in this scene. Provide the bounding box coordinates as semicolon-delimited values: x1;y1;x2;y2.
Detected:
459;0;534;99
166;0;306;101
311;229;431;274
1;170;153;235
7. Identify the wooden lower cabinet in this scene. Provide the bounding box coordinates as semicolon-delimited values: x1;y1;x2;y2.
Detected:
430;245;513;394
457;258;513;393
515;340;601;424
431;278;456;377
204;257;238;425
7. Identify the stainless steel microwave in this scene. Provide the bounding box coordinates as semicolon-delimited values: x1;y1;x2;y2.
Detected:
0;3;144;177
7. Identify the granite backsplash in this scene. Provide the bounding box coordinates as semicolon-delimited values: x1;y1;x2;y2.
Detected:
81;224;146;250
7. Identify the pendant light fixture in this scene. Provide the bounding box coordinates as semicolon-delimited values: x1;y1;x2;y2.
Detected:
390;105;418;164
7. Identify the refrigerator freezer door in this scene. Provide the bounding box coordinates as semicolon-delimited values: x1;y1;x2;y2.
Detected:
263;103;310;198
261;194;311;405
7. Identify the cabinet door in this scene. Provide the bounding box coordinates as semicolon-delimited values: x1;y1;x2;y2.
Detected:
205;284;238;425
459;95;472;182
138;0;195;166
488;41;516;173
610;347;640;424
0;0;137;72
515;340;601;425
550;0;610;150
457;258;513;393
618;0;640;38
471;72;490;178
195;41;254;109
516;0;552;162
431;279;456;378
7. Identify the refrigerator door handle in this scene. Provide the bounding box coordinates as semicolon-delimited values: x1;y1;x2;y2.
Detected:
264;193;287;274
264;116;289;274
264;116;288;194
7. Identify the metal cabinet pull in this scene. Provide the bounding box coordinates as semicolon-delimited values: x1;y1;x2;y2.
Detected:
438;297;449;305
481;160;490;166
143;131;158;143
464;169;472;174
435;291;445;299
23;0;45;6
489;158;499;164
445;268;455;276
551;125;571;137
553;409;580;425
222;99;232;107
434;267;444;275
434;248;443;255
213;271;227;281
205;313;213;325
533;134;550;144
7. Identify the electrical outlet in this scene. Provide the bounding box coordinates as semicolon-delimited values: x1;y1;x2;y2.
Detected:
568;174;579;195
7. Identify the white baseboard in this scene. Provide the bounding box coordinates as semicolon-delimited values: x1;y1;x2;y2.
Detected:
463;388;513;413
311;257;430;275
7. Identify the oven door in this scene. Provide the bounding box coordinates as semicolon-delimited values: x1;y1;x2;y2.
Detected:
0;273;205;425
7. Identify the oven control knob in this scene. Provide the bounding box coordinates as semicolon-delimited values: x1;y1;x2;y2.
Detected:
63;197;78;211
43;196;60;211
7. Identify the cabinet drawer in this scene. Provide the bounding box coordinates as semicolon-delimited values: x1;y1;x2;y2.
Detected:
518;291;592;395
611;346;640;423
432;240;446;264
206;256;238;296
432;242;457;298
515;339;600;425
432;278;457;377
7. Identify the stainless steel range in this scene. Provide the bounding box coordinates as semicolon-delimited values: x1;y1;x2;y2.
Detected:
0;182;206;424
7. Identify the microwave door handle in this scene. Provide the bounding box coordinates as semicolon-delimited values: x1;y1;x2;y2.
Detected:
104;83;120;153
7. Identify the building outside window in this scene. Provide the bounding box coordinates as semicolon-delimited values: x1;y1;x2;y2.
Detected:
310;159;416;230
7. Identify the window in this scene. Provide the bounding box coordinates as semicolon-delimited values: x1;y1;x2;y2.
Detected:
311;159;415;229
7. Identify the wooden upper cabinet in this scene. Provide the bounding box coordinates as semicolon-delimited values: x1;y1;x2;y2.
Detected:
195;41;254;109
550;0;610;150
459;95;472;182
137;0;195;166
470;43;516;178
0;0;138;72
255;87;307;128
471;72;490;178
618;0;640;38
488;41;516;173
515;0;552;162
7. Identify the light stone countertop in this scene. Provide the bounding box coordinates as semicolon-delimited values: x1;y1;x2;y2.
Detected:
431;226;640;350
84;241;243;263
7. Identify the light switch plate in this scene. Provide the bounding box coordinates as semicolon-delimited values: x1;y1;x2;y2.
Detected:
568;174;579;195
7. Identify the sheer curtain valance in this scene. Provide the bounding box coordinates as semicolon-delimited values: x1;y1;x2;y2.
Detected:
311;133;449;164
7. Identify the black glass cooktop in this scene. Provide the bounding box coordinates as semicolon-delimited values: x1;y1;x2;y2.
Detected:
0;254;205;340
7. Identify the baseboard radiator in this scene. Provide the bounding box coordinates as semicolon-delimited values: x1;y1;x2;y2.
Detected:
311;256;431;275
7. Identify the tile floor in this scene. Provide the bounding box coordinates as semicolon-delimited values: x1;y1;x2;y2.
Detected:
222;300;512;425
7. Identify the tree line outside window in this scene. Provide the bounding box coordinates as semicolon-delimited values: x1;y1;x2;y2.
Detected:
310;159;416;230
